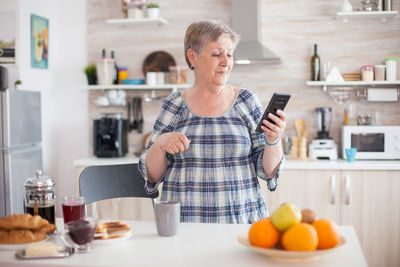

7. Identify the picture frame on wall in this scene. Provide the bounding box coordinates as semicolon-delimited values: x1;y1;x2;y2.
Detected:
0;11;17;64
31;14;49;69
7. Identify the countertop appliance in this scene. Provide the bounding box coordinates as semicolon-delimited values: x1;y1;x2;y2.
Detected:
342;125;400;160
93;114;128;158
0;90;43;216
309;107;338;160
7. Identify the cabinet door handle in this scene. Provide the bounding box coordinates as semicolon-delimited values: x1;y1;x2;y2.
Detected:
330;175;336;205
345;175;351;205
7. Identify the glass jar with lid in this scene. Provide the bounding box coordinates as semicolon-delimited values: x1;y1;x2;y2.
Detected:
24;170;56;224
361;65;374;81
168;66;188;84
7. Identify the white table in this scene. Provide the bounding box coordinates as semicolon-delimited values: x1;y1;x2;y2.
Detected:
0;221;368;267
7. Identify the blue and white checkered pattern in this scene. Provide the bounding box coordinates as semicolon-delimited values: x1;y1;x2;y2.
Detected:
138;89;285;224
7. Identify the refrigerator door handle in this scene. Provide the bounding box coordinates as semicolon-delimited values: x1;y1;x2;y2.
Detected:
2;143;42;154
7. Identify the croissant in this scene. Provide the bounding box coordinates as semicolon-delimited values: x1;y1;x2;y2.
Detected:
0;229;47;244
0;214;49;231
38;224;57;234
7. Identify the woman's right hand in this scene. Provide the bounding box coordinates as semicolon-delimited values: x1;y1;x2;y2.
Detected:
156;132;191;154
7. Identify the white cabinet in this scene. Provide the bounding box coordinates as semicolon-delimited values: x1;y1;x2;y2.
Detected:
262;170;341;221
340;170;400;267
265;169;400;267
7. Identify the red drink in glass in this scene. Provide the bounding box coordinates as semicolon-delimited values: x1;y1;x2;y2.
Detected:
62;196;86;224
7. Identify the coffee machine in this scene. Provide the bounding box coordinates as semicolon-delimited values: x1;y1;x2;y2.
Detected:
309;107;338;160
93;113;129;158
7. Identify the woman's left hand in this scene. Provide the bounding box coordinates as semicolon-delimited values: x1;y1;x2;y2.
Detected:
260;110;287;145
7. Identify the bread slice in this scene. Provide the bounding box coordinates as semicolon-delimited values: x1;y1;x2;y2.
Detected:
94;221;131;240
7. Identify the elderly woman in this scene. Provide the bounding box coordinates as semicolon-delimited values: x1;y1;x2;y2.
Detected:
139;20;287;224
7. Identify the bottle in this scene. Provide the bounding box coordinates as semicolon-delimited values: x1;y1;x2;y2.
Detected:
102;48;106;59
311;44;320;81
111;50;118;84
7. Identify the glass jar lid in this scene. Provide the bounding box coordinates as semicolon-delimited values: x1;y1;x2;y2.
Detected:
24;170;55;190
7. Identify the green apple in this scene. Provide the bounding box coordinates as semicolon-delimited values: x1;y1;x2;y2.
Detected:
270;203;302;231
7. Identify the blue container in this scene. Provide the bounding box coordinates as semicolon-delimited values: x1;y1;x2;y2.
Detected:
345;148;357;163
121;79;145;85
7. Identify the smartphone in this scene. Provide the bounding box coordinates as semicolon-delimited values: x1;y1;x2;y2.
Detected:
256;93;291;133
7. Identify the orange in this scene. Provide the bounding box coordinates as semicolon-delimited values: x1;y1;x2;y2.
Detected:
312;219;340;249
248;218;280;249
281;223;318;251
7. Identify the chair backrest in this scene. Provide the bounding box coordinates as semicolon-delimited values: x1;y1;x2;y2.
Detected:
79;163;159;204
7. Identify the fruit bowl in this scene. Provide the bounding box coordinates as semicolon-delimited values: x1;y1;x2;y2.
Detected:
237;232;346;262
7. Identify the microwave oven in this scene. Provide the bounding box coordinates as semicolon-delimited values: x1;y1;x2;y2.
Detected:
342;126;400;160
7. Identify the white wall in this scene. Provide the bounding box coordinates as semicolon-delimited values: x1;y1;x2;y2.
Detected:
1;0;89;216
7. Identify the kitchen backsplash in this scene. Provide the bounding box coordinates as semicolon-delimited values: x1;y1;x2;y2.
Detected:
87;0;400;157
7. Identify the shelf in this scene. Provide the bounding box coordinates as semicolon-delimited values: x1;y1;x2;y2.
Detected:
307;81;400;91
90;17;168;26
84;84;191;92
336;11;398;21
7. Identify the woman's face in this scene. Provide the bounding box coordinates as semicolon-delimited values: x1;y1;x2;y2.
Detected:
192;36;234;87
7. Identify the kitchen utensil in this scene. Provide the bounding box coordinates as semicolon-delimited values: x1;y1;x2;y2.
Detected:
143;90;169;102
282;136;292;156
15;246;75;259
93;115;129;158
62;196;86;224
237;231;347;262
61;218;95;253
291;137;299;159
136;97;143;133
345;148;357;162
131;97;143;133
315;107;332;139
341;0;353;12
309;107;338;160
142;51;176;75
146;72;157;85
97;59;114;85
155;201;180;237
357;115;372;125
24;170;56;224
361;0;378;11
294;119;304;139
121;79;145;85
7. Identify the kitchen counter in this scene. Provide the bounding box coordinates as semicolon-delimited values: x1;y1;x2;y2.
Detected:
74;155;400;170
0;220;367;267
285;159;400;170
73;155;140;167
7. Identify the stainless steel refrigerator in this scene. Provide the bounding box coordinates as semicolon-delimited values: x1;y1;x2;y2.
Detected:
0;90;43;216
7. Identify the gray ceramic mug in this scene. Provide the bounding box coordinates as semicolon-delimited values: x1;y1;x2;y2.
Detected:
155;201;180;237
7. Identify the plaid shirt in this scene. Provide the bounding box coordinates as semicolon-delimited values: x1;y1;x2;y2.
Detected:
138;89;285;224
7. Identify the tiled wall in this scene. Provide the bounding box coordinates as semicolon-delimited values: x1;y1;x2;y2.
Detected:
87;0;400;157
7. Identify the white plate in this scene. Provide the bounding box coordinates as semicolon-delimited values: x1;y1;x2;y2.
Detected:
0;236;49;251
93;231;132;246
237;232;346;262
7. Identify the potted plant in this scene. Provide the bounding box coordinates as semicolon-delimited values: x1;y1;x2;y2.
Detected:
84;64;97;85
147;3;160;19
14;80;22;90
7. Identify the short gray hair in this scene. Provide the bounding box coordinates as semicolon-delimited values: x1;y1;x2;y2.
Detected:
184;20;241;68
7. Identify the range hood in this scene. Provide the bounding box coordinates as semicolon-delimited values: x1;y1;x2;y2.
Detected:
231;0;281;65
